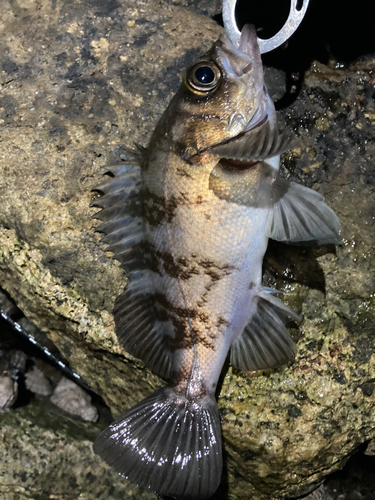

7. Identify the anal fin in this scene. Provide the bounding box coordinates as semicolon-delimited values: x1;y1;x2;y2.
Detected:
230;288;300;372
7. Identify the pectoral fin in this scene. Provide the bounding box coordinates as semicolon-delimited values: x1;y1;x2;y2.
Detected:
230;288;299;372
267;177;341;244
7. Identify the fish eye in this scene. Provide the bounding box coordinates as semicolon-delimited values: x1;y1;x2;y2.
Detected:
185;62;221;94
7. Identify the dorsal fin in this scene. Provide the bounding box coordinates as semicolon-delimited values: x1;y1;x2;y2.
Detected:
92;155;173;379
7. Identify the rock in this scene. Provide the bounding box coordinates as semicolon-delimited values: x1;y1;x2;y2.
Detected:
300;484;330;500
0;288;18;317
25;366;53;396
18;316;62;359
0;0;374;499
0;398;154;500
0;349;27;376
50;377;98;422
0;374;17;413
9;350;28;374
364;441;375;457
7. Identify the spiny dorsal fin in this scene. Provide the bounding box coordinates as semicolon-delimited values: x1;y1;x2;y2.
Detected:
91;157;173;379
91;161;146;276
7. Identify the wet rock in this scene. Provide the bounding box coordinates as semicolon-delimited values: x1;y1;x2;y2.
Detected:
50;377;98;422
0;0;374;499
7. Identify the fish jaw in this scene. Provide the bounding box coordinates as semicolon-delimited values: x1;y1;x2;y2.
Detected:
216;24;267;134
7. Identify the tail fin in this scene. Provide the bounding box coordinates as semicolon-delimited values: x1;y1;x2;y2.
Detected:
93;387;222;500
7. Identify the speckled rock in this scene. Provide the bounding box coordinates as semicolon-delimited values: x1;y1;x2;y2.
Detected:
0;399;154;500
0;0;374;499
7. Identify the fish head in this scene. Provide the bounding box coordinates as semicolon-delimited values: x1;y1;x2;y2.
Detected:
164;24;268;161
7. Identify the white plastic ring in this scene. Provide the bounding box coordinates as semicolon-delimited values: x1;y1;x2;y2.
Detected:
222;0;310;54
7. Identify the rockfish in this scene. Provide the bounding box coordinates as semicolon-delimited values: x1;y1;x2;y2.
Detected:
92;25;340;500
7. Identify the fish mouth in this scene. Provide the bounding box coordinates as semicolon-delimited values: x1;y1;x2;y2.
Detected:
218;24;262;79
221;24;268;131
218;24;266;108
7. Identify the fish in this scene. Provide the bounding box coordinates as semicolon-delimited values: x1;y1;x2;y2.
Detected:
92;25;340;500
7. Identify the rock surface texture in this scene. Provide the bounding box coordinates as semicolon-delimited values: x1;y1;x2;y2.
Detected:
0;399;155;500
0;0;374;499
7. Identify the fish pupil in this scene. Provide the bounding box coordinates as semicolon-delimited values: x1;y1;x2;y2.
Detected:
195;66;215;85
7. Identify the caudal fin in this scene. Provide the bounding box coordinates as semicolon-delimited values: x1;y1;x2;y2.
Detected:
93;387;222;500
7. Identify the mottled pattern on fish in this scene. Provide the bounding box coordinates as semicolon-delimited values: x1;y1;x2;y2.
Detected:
143;143;275;386
92;25;340;500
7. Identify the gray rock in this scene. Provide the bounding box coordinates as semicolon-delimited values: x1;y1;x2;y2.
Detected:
0;0;374;499
301;484;332;500
25;366;53;396
0;375;17;413
364;441;375;456
50;377;98;422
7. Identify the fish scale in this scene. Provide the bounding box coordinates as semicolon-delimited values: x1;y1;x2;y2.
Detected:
92;25;340;500
144;162;262;367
